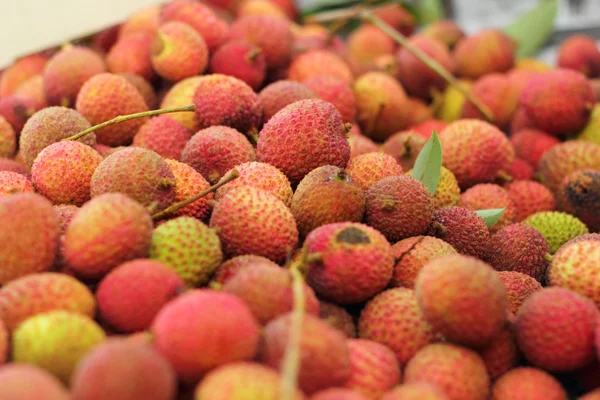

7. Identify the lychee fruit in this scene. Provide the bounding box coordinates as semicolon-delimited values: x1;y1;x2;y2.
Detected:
181;125;256;184
312;388;369;400
347;131;378;159
133;116;192;161
118;72;158;109
556;169;600;232
151;289;260;382
490;367;568;400
106;33;155;81
151;21;209;81
70;339;177;400
365;175;435;242
258;80;316;123
0;116;16;158
0;54;47;97
381;131;426;171
557;34;600;77
0;193;60;284
425;206;491;260
119;4;161;38
452;29;515;79
260;312;350;394
515;287;599;371
63;193;153;280
404;343;490;400
497;271;542;314
391;236;457;289
347;25;396;74
415;254;507;348
0;364;71;400
210;254;279;286
75;73;149;146
291;165;365;238
303;222;393;304
303;74;357;123
210;186;298;263
478;324;519;381
0;95;38;134
163;159;212;220
421;19;465;49
346;152;403;191
257;99;350;184
505;180;556;222
288;49;353;84
380;383;449;400
319;301;357;338
459;184;517;232
12;310;106;382
150;216;223;287
509;128;560;168
358;288;437;366
0;157;27;175
522;211;589;253
159;76;203;132
209;40;266;91
0;171;34;197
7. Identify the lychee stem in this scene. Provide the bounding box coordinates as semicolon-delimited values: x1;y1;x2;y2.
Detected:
151;168;240;221
544;253;553;262
63;104;197;142
246;48;263;63
281;251;307;400
360;10;495;123
496;171;514;183
431;220;447;236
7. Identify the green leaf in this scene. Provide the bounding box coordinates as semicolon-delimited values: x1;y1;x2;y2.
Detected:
503;0;558;58
413;0;445;24
411;130;442;195
475;208;506;228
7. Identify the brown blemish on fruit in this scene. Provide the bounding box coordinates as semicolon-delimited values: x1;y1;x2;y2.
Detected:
336;226;370;244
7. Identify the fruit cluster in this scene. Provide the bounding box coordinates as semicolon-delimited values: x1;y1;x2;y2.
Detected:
0;1;599;399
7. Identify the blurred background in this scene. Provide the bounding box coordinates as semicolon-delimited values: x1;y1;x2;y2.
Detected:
1;0;599;67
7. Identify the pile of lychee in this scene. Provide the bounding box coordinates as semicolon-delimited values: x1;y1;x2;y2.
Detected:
0;0;599;399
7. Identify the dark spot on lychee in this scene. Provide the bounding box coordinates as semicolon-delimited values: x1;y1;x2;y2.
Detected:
336;226;370;244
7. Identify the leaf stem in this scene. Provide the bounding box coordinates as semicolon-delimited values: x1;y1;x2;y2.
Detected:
63;104;197;142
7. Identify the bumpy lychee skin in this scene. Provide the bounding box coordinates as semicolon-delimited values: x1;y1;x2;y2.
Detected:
151;21;209;81
497;271;542;315
119;72;158;109
505;180;556;222
19;106;96;168
365;175;434;242
506;158;534;181
76;73;149;146
257;99;351;184
556;169;600;232
416;254;507;348
557;34;600;78
31;141;103;206
258;80;316;123
521;69;595;136
288;50;353;84
548;240;600;307
431;166;461;209
486;224;550;282
210;186;298;263
425;206;491;260
537;141;600;193
348;131;378;159
404;343;490;400
319;301;357;338
304;75;357;122
510;129;560;168
150;217;222;287
0;54;46;97
210;255;279;286
0;116;16;158
192;74;263;136
439;119;515;189
209;41;266;91
0;364;71;400
353;72;409;141
222;264;319;324
523;211;589;253
160;76;202;132
382;131;426;171
92;147;175;211
346;152;403;191
97;259;185;333
391;236;457;289
43;46;107;107
195;362;305;400
396;35;455;100
152;290;260;382
0;171;34;197
261;313;350;395
70;339;177;400
515;287;599;371
161;0;229;51
0;158;27;175
106;33;155;81
164;159;212;220
490;367;568;400
216;161;292;207
304;222;393;304
0;193;60;284
452;29;515;79
229;15;293;69
12;310;106;383
343;339;401;399
292;166;365;238
133;116;191;161
182;125;256;184
63;193;153;280
359;288;437;367
479;324;519;381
